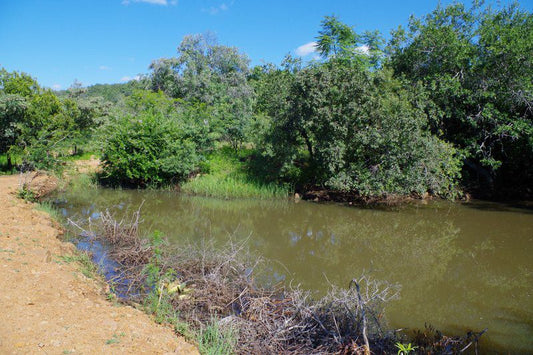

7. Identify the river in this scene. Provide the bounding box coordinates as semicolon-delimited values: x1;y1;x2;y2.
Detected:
52;188;533;352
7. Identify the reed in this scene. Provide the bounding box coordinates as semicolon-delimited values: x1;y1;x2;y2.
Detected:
181;147;289;200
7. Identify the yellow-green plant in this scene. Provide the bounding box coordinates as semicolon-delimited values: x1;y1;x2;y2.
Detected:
395;342;417;355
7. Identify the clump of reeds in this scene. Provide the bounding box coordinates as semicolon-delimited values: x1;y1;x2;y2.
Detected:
180;147;289;200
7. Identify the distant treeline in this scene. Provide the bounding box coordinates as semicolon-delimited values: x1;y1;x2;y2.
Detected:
1;2;531;199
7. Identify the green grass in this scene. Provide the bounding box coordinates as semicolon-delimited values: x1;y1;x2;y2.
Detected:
69;172;98;191
181;147;289;200
35;201;63;221
197;319;237;355
17;187;37;202
105;332;125;345
56;252;100;279
143;287;232;354
64;151;98;161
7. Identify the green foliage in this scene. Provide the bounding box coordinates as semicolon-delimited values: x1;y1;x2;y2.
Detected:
68;172;98;192
17;186;37;202
4;3;532;199
396;342;418;355
76;80;144;104
100;90;212;187
316;15;385;68
35;201;63;222
389;2;533;193
56;251;100;279
197;320;237;355
258;61;462;197
181;147;289;199
0;68;107;172
149;33;254;148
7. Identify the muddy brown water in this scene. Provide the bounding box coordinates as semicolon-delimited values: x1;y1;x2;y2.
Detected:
53;188;533;352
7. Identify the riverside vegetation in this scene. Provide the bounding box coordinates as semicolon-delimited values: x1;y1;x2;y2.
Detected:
2;2;531;200
2;1;532;353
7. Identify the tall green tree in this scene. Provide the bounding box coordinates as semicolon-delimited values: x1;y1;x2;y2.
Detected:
389;2;533;194
316;15;385;69
149;33;254;148
258;61;462;197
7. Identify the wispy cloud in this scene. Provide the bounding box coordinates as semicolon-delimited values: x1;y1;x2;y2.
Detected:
52;84;62;90
122;0;177;6
203;1;231;15
99;65;112;71
295;41;317;57
356;45;370;55
120;75;141;82
295;42;370;57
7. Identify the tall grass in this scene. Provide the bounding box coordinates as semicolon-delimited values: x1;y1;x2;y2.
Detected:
197;320;237;355
35;201;63;222
64;151;98;161
69;172;98;191
181;147;289;200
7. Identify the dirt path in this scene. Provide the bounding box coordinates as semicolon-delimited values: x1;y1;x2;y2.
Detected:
0;174;198;354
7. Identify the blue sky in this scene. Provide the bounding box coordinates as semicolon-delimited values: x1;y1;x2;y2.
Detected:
1;0;531;90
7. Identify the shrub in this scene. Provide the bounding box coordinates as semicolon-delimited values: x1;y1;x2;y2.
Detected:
259;62;463;197
100;92;213;187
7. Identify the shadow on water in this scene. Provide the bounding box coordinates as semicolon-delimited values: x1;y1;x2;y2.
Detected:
461;200;533;214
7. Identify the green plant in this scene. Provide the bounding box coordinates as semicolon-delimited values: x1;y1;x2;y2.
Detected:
56;252;99;279
35;201;62;221
197;320;237;355
105;333;125;345
259;61;462;198
17;186;37;202
99;93;212;187
181;147;289;199
68;172;98;191
396;342;418;355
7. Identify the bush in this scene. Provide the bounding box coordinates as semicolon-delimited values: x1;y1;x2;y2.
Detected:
99;91;213;187
259;62;463;197
100;111;203;187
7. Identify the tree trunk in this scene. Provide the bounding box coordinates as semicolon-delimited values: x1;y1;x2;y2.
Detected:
300;129;314;160
6;153;12;170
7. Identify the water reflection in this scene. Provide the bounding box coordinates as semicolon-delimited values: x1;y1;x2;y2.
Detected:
52;188;533;352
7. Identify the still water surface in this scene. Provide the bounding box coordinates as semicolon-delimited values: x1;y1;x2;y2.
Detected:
54;188;533;352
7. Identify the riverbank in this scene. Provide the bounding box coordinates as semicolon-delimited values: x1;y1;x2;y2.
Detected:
0;173;197;354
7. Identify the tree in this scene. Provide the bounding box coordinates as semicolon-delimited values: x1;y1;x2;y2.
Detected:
0;68;85;170
259;61;462;197
316;15;385;69
149;33;254;147
389;2;533;195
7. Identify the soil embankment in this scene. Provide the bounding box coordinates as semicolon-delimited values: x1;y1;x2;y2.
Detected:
0;173;198;354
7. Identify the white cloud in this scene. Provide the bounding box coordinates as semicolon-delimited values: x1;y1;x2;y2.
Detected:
203;2;231;15
52;84;62;90
122;0;176;6
355;45;370;55
99;65;112;71
120;75;141;82
295;41;317;57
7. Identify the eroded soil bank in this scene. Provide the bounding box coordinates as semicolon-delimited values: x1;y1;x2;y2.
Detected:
0;173;197;354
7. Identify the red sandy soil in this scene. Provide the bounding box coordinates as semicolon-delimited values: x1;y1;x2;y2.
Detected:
0;173;198;354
